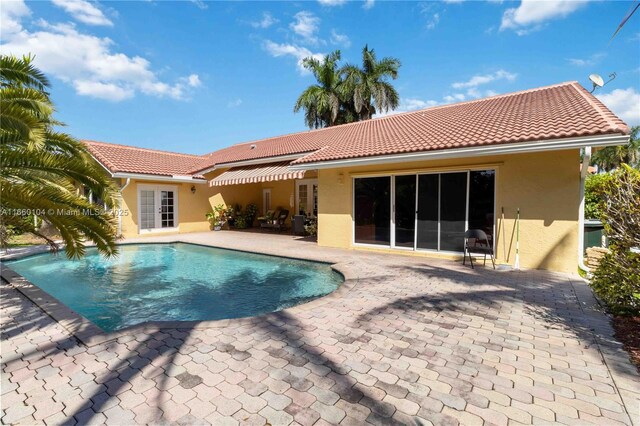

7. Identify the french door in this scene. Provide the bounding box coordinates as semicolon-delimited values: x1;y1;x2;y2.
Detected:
354;170;495;252
138;185;178;232
296;179;318;216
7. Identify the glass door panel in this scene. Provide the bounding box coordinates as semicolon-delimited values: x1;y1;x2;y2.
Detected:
354;177;391;245
416;174;439;250
160;190;175;228
439;172;467;251
394;175;416;248
468;170;495;241
140;190;155;230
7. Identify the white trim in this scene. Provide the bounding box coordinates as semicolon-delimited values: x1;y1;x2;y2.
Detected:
197;153;309;175
118;178;131;236
578;147;592;273
295;178;318;216
262;188;272;214
87;153;116;177
290;134;629;170
113;172;207;183
137;184;179;233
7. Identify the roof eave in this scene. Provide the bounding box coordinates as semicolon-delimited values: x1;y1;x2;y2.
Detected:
112;172;207;183
289;133;630;170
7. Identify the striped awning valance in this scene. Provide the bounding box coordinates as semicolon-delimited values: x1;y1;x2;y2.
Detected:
208;161;306;186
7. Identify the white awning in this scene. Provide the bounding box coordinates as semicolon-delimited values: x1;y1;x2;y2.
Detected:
208;161;306;186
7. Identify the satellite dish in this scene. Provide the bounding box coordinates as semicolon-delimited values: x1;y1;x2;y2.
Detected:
589;72;616;93
589;74;604;88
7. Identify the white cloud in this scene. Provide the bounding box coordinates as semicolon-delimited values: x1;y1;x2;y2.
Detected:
182;74;201;88
363;0;375;9
74;80;133;101
0;0;31;36
190;0;208;10
318;0;347;6
290;11;320;44
227;98;242;108
419;3;442;30
567;53;605;67
51;0;112;26
263;40;324;74
250;11;278;29
452;70;517;89
375;97;440;117
1;11;201;102
443;93;466;103
443;0;464;3
501;0;590;34
330;29;350;48
597;88;640;126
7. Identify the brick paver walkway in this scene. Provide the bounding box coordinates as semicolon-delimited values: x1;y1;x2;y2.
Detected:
1;231;639;425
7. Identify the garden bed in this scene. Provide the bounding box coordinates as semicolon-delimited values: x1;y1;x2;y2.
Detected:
613;315;640;372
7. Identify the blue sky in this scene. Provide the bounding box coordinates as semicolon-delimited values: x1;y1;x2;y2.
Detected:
1;0;639;155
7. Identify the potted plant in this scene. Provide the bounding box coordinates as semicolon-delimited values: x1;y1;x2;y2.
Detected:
206;204;227;231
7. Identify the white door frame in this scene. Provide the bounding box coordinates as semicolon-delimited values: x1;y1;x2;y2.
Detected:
262;188;272;214
295;178;318;216
137;184;179;234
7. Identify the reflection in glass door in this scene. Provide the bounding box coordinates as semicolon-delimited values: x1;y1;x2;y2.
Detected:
394;175;416;248
354;170;494;253
416;174;439;250
140;190;155;230
138;185;177;232
160;190;175;228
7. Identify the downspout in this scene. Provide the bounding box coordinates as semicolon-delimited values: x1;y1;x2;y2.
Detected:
578;147;591;273
118;178;131;237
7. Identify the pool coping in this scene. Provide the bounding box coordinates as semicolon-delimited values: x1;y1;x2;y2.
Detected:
0;241;359;348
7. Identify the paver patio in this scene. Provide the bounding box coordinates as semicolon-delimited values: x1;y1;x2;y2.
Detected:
1;231;639;425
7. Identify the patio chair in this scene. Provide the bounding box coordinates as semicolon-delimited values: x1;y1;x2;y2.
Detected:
260;208;280;229
272;209;290;233
463;229;495;269
258;210;275;226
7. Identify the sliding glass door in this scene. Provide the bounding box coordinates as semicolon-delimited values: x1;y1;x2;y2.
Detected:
354;169;495;252
394;175;416;248
438;172;467;252
354;177;390;245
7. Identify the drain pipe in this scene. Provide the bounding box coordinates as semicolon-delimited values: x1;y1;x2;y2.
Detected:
578;147;591;274
118;178;131;236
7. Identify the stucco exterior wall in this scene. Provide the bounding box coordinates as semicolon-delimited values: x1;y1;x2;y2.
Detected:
119;179;210;237
317;149;580;273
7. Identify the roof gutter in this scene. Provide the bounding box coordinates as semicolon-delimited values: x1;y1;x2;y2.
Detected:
289;134;629;170
578;147;592;275
111;172;207;184
118;178;131;237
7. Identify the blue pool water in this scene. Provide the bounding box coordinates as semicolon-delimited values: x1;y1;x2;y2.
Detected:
5;243;342;332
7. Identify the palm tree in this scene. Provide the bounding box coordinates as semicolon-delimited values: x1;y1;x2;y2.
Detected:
1;54;118;258
294;51;346;129
591;126;640;171
341;45;401;120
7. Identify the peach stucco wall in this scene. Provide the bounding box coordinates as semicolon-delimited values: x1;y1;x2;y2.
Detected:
316;149;580;273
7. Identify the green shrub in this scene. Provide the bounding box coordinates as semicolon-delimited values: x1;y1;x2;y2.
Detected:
590;165;640;315
584;173;611;219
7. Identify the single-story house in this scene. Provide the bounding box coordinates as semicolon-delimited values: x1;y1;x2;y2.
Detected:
85;81;630;273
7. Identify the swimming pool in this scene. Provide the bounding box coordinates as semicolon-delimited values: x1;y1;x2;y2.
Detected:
5;243;343;332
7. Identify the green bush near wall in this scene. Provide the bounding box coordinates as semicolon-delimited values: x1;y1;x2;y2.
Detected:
589;165;640;315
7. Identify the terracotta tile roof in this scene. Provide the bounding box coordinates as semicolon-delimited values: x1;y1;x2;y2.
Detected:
291;81;629;165
86;82;629;177
84;140;208;179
